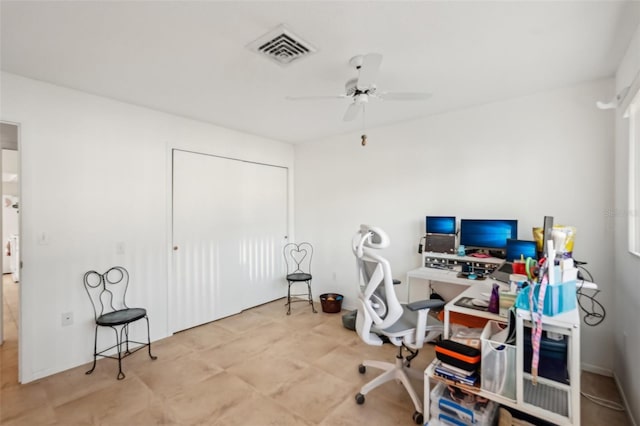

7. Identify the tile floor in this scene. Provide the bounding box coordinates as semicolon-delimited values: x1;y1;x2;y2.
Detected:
0;276;632;425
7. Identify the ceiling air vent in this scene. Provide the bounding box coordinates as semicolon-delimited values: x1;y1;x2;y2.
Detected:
247;24;317;66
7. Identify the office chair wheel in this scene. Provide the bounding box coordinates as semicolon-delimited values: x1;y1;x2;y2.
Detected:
412;411;423;424
358;364;366;374
355;393;365;405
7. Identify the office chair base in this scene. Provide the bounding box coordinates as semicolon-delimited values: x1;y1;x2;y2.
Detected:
356;351;424;423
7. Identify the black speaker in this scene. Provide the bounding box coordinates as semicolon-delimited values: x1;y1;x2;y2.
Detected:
425;233;455;254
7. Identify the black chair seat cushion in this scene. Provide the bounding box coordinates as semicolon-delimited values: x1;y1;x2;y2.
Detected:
97;308;147;326
287;272;312;282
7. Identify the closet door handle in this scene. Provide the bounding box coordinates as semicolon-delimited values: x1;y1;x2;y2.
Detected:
173;246;179;251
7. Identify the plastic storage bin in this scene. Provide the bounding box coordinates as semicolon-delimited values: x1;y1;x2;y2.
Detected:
429;382;498;426
523;327;569;383
515;280;576;316
341;309;356;330
481;321;516;400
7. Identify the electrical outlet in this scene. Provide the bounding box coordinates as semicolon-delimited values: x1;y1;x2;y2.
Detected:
61;312;73;326
623;331;628;353
332;272;337;281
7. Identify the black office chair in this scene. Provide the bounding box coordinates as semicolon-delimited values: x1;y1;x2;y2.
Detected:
83;266;157;380
283;242;317;315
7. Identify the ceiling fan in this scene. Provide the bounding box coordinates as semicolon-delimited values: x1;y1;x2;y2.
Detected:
286;53;431;121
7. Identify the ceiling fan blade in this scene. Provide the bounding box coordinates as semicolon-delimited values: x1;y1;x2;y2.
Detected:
377;92;432;101
343;102;363;121
286;95;347;101
356;53;383;90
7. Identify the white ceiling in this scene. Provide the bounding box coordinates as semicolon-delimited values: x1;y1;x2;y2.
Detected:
1;1;639;144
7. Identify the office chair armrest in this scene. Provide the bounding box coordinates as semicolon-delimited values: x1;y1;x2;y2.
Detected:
407;299;445;311
409;299;445;348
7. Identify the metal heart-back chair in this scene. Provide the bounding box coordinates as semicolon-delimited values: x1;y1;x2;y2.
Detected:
83;266;157;379
283;242;317;315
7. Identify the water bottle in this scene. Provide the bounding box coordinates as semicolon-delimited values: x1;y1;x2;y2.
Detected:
488;283;500;314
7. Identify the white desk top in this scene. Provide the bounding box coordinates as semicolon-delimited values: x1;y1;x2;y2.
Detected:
445;280;508;323
445;281;580;329
408;263;595;333
422;251;504;262
407;265;598;290
407;266;505;287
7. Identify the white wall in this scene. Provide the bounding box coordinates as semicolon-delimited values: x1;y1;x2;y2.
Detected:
0;72;294;383
614;22;640;424
295;79;616;372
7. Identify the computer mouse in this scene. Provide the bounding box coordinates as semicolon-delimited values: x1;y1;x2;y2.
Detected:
468;273;477;280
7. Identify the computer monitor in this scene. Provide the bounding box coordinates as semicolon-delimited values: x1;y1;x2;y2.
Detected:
426;216;456;234
459;219;518;254
505;239;537;262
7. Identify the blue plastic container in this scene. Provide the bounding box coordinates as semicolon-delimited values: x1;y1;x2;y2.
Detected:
515;280;576;316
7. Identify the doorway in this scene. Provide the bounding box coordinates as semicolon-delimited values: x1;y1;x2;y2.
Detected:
0;121;20;385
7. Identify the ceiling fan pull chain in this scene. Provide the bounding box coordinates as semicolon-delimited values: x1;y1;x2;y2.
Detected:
361;104;368;146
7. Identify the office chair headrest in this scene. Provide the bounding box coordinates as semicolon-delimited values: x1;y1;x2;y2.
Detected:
358;225;390;250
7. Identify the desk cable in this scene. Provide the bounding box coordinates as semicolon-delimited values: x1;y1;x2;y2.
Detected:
574;263;605;327
580;390;625;412
574;263;625;412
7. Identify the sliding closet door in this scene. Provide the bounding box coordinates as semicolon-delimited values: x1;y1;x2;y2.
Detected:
172;150;288;332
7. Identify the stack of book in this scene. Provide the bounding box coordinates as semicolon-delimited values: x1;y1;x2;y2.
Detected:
433;360;479;387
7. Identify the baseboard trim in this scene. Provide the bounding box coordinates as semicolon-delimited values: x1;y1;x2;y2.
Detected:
581;363;613;377
580;365;637;425
613;371;638;426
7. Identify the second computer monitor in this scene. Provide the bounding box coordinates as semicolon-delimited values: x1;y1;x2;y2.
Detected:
426;216;456;235
505;239;537;262
459;219;518;254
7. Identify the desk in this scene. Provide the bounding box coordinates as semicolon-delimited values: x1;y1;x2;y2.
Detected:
406;266;503;308
424;284;582;426
406;259;598;306
442;280;508;338
406;252;504;303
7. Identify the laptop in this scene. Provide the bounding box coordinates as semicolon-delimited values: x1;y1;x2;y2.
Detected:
490;239;537;283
